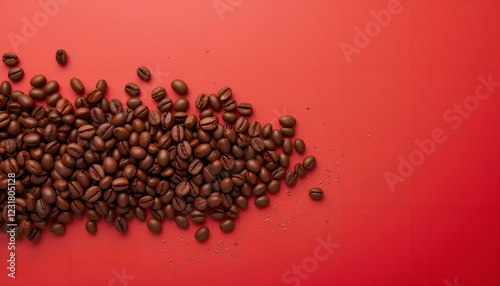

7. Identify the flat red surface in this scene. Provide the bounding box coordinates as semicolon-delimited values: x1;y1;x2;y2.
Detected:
1;1;499;285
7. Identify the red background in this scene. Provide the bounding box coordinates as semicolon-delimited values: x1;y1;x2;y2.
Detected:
1;0;499;285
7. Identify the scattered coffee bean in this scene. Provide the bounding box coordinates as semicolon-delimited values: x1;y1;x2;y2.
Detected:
219;219;235;232
85;221;97;234
279;115;296;127
45;80;59;95
303;156;316;169
147;218;162;233
309;188;323;199
294;138;306;153
209;94;222;111
2;52;18;66
254;195;270;207
114;217;128;233
237;102;253;116
8;67;24;81
217;86;232;101
137;66;151;81
195;93;209;109
151;87;166;101
195;226;210;241
174;98;189;112
55;49;67;65
30;74;47;88
171;79;188;95
125;83;140;96
285;171;298;186
70;77;85;94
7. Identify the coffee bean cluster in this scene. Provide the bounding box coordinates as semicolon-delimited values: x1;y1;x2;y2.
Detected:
0;51;321;242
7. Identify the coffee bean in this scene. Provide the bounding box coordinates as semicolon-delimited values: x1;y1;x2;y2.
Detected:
282;139;293;155
254;195;270;207
234;117;249;133
147;218;162;233
28;88;45;101
157;98;173;112
171;79;188;95
50;222;66;234
137;66;151;81
222;112;238;124
151;87;166;101
78;124;96;139
237;102;253;116
96;79;107;94
175;215;189;228
195;226;209;241
199;109;213;119
223;98;237;111
294;163;306;176
85;221;97;234
309;188;323;199
55;49;67;65
8;67;24;81
125;83;140;96
219;219;235;232
280;127;295;137
86;88;103;103
30;74;47;88
285;171;297;186
114;217;128;233
70;77;85;94
303;156;316;169
279;115;296;127
195;93;209;109
18;94;34;110
267;180;280;193
0;81;11;95
2;53;18;66
44;80;59;95
217;86;232;101
174;98;189;112
294;138;306;153
200;117;218;131
208;94;222;111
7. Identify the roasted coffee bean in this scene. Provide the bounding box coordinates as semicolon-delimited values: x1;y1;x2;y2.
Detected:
294;163;306;176
237;102;253;116
303;156;316;169
199;109;213;119
78;125;96;139
234;117;249;133
171;79;188;95
217;86;232;101
114;217;128;233
0;81;11;95
174;98;189;112
267;180;280;193
70;77;85;94
137;66;151;81
285;171;298;186
86;88;103;103
157;98;173;112
195;226;209;241
18;94;34;110
147;218;162;233
294;138;306;153
96;79;107;94
282;138;293;154
8;67;24;81
56;49;67;65
254;195;270;207
279;115;296;127
44;80;59;95
174;215;189;228
30;74;47;88
125;83;140;96
271;129;283;146
263;124;273;138
219;218;235;232
208;94;222;111
222;112;237;124
223;98;237;111
200;117;218;131
280;127;295;137
309;188;323;199
151;86;166;101
50;222;66;234
3;52;18;66
195;93;209;109
29;88;46;101
85;221;97;234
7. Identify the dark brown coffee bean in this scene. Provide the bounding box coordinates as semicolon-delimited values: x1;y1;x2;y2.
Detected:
18;94;34;110
309;188;323;199
195;226;209;241
23;133;41;146
254;195;270;207
85;221;97;234
85;186;102;202
279;115;296;127
125;83;140;96
222;112;237;124
294;138;306;153
271;129;283;146
29;88;45;101
199;109;213;119
294;163;306;176
86;88;102;103
55;98;73;115
95;79;107;94
237;102;253;116
8;67;24;81
200;117;217;131
2;53;18;66
195;93;209;109
248;121;262;137
234;117;249;133
175;215;189;228
285;171;298;186
208;94;222;111
147;218;162;233
174;98;189;112
44;80;59;95
114;217;128;233
172;196;186;212
130;146;146;159
70;77;85;94
223;98;237;111
55;49;67;65
78;124;96;139
137;66;151;81
303;156;316;169
0;81;11;95
282;138;293;154
50;222;66;234
30;74;47;88
171;79;188;95
157;98;173;112
109;99;123;114
267;180;280;193
280;127;295;137
217;86;232;101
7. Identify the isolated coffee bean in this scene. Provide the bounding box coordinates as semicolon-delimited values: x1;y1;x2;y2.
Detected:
282;138;293;155
303;156;316;169
171;79;188;95
125;83;140;96
0;81;11;95
219;219;235;232
279;115;296;127
2;52;18;66
55;49;67;65
237;102;253;116
309;188;323;199
96;79;107;94
195;226;209;241
254;195;270;207
45;80;59;95
70;77;85;94
151;87;166;101
30;74;47;88
50;223;66;234
8;67;24;81
294;138;305;153
175;215;189;228
85;221;97;234
285;171;297;186
147;218;162;233
137;66;151;81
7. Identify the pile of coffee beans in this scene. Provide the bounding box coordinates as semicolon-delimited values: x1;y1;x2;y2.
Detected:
0;50;322;242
